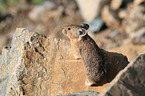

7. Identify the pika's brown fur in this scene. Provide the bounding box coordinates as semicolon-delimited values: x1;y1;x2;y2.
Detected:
62;24;129;86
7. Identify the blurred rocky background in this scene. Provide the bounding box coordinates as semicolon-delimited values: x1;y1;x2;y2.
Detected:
0;0;145;60
0;0;145;96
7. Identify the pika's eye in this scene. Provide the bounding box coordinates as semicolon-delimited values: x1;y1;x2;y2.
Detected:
68;28;71;30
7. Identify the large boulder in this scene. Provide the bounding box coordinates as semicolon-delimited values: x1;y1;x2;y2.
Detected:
0;28;107;96
0;28;129;95
100;53;145;96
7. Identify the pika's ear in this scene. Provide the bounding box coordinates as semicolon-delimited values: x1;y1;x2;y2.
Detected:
78;28;87;38
80;23;89;30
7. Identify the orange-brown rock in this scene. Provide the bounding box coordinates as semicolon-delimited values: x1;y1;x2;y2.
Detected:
0;28;107;96
0;28;129;95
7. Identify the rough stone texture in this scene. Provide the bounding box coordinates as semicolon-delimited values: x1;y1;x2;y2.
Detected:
0;28;130;95
99;53;145;96
0;28;34;96
0;28;107;96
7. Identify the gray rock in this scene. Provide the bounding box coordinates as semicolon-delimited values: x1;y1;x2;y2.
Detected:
88;17;104;33
0;28;34;96
58;91;99;96
99;53;145;96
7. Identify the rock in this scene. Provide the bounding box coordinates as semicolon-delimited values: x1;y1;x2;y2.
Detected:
88;17;105;33
110;0;123;10
0;28;34;96
0;35;11;54
120;2;145;34
62;91;99;96
76;0;102;22
0;28;130;95
101;5;120;29
99;53;145;96
131;27;145;45
110;43;145;61
118;10;128;19
0;28;106;96
28;1;63;23
134;0;145;5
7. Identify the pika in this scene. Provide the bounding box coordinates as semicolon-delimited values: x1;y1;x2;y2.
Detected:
62;24;129;86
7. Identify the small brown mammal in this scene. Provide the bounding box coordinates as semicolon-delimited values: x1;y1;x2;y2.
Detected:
62;23;129;86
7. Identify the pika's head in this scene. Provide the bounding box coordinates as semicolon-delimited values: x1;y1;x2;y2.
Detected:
62;23;89;40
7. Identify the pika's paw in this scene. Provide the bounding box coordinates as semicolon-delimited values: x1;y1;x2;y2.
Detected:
73;55;81;60
85;80;94;86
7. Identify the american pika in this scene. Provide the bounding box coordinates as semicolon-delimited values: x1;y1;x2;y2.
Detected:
62;23;129;86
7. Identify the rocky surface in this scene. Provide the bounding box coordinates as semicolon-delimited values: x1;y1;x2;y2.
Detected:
61;91;99;96
0;28;105;96
0;0;145;95
0;28;34;96
62;52;145;96
100;53;145;96
0;28;130;95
